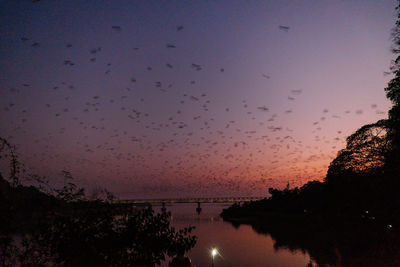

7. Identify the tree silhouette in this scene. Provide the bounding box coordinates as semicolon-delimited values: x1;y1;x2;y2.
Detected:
385;4;400;171
0;137;22;187
326;119;388;183
0;138;197;266
327;3;400;181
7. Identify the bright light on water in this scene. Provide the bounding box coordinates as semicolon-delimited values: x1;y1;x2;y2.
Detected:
211;248;218;257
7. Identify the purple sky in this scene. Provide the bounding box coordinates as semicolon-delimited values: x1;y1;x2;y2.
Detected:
0;0;396;198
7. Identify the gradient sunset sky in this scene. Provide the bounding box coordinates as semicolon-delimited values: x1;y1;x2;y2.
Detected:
0;0;396;198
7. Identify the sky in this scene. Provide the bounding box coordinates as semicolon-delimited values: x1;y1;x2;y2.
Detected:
0;0;397;199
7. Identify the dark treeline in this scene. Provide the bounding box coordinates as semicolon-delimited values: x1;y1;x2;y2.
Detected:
221;101;400;223
0;138;196;267
221;4;400;266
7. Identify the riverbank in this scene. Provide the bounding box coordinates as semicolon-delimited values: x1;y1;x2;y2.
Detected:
220;203;400;266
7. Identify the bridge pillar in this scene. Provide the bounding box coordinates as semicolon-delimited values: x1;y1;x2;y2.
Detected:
161;202;166;213
196;202;202;215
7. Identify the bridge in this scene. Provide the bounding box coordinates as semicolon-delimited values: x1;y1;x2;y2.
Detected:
117;196;265;205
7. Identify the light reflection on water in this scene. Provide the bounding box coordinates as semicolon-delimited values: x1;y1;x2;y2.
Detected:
152;203;311;267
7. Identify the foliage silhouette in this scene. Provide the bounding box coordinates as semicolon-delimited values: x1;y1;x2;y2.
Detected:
0;138;197;266
385;4;400;172
0;137;22;187
326;119;388;183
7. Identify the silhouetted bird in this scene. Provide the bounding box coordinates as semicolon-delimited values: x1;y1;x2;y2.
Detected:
291;89;302;95
279;25;290;32
191;63;202;71
257;106;269;112
112;26;121;32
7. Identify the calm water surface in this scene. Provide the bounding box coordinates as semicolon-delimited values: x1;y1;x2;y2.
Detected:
153;203;311;267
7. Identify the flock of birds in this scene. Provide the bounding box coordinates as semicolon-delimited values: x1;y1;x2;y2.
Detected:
0;7;388;198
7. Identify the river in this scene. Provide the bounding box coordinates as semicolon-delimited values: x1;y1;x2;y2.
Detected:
153;203;312;267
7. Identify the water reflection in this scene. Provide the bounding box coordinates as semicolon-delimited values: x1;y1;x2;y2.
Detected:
234;216;400;267
9;201;397;266
154;203;311;267
157;203;400;266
